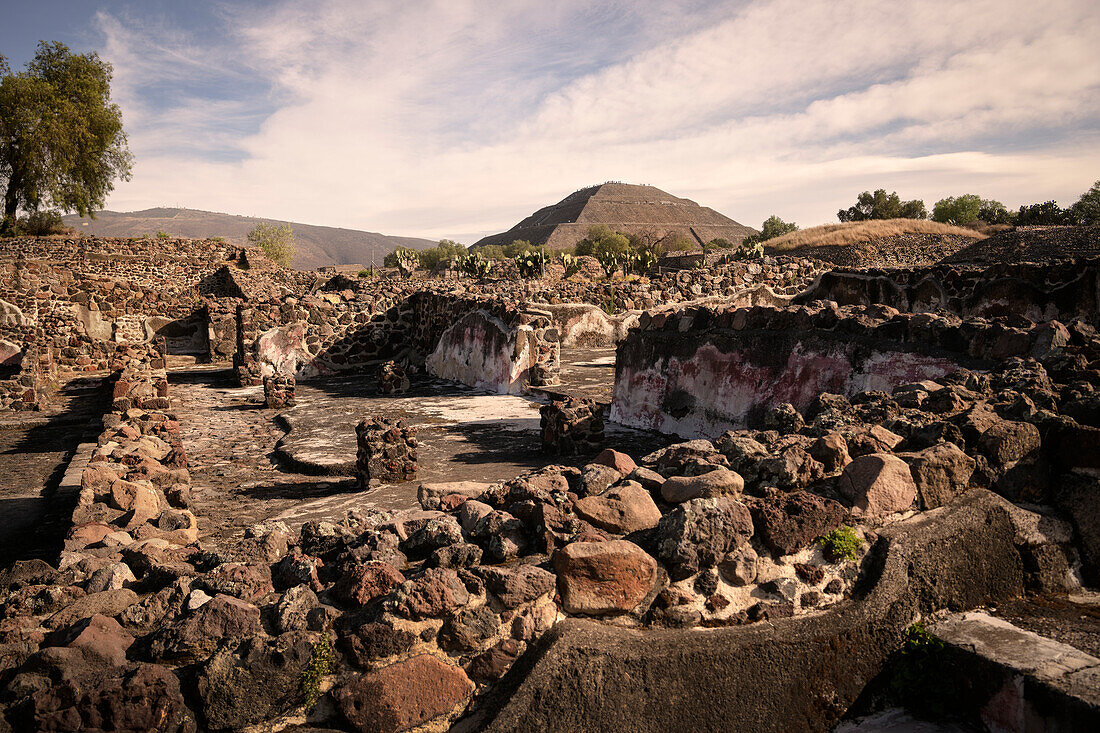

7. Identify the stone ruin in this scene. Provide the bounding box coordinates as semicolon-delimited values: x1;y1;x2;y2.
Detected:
0;232;1096;732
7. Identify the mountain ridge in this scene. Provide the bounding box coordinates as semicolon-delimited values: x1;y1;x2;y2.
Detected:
63;207;436;270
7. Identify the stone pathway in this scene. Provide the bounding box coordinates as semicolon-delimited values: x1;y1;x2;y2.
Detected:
0;377;108;565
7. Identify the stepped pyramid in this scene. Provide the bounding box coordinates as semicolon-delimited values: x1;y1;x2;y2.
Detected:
473;183;757;250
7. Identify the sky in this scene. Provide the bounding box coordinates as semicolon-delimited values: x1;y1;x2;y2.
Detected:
2;0;1100;243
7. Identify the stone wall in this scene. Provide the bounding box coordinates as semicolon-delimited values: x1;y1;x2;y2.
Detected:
796;258;1100;325
610;301;1061;437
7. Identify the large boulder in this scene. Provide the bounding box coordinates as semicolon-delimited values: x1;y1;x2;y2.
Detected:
553;540;657;615
478;564;557;609
899;443;976;509
656;497;754;580
660;468;744;503
333;655;473;733
391;568;470;620
574;482;662;534
335;562;406;607
748;491;847;556
837;454;917;519
196;631;315;730
148;594;261;663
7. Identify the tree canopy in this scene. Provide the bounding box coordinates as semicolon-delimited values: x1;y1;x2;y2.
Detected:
838;190;926;222
1;42;133;233
1070;180;1100;226
743;215;798;244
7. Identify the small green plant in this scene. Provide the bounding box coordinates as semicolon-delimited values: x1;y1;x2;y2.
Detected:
457;252;492;278
817;526;861;562
300;632;334;710
155;230;170;240
210;236;225;243
358;268;373;278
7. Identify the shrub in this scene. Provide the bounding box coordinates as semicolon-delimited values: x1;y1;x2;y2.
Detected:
931;195;982;225
418;239;466;270
977;199;1014;225
300;632;334;710
743;215;799;245
734;240;764;260
17;209;68;236
155;230;170;240
560;253;582;278
247;222;295;266
705;237;736;249
817;526;861;562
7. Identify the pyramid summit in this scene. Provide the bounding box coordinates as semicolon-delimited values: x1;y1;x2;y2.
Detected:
472;182;757;250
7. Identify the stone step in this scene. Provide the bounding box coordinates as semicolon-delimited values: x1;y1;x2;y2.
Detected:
931;611;1100;731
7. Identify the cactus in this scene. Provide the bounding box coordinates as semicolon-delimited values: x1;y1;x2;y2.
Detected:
560;253;582;278
457;252;492;279
735;240;764;260
513;249;549;279
394;247;420;276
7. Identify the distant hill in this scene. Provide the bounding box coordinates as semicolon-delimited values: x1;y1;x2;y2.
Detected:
63;207;436;270
472;183;757;250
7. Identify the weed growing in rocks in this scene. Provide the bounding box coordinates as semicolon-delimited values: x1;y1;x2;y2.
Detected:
818;526;861;562
300;632;334;710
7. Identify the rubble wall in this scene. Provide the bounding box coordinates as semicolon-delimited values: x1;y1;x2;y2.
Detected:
610;302;1049;437
796;259;1100;324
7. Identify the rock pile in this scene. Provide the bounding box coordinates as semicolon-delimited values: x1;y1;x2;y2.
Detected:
263;373;296;408
540;397;605;454
355;418;419;488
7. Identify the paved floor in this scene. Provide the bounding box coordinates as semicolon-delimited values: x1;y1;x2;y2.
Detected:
0;377;108;566
171;366;670;549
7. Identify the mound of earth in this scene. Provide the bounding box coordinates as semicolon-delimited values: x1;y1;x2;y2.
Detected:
772;232;978;268
939;225;1100;265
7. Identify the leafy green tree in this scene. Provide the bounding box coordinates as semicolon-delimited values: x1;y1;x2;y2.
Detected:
247;223;295;266
978;199;1014;225
418;239;466;270
1;42;133;234
575;224;630;259
931;195;982;224
705;237;735;249
838;189;926;222
1016;201;1069;226
1069;180;1100;225
743;215;798;244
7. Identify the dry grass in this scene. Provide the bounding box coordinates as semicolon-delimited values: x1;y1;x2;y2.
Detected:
765;219;986;253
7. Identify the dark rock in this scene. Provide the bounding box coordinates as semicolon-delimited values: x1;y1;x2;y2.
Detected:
467;639;524;682
391;568;470;620
335;562;406;607
438;605;500;652
747;491;845;556
657;497;753;580
333;655;472;733
479;564;556;609
340;621;417;669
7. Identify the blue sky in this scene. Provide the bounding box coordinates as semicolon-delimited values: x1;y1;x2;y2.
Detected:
3;0;1100;242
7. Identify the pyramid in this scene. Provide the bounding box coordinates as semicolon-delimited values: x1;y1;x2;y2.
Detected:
472;183;757;250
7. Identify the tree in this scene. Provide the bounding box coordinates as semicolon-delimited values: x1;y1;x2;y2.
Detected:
1069;180;1100;226
1016;201;1068;226
838;189;926;222
247;223;294;266
743;215;798;244
574;224;630;258
1;42;133;234
931;195;982;225
418;239;466;270
977;199;1014;225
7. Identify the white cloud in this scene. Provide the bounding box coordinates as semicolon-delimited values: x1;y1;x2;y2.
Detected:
96;0;1100;242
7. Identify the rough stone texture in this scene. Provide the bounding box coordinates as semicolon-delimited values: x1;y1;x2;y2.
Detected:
474;490;1033;733
656;497;754;580
553;540;658;615
335;562;406;607
540;397;605;455
263;373;296;408
899;442;977;509
334;654;473;733
749;491;847;556
837;453;918;518
660;467;744;503
574;482;661;534
356;417;418;487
